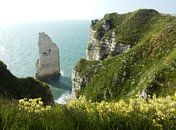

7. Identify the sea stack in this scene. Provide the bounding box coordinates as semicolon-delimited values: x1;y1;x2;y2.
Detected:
36;32;60;81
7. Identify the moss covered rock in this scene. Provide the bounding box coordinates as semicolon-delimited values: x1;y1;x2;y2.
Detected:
0;60;54;105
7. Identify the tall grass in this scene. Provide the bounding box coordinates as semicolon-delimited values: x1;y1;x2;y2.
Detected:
0;94;176;130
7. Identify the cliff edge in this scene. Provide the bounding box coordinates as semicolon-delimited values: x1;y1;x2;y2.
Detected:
72;9;176;101
0;60;54;105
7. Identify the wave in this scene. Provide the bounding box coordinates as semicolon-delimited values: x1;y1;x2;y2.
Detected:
54;91;71;104
60;70;65;76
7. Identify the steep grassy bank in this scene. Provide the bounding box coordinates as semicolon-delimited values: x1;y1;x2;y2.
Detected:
0;94;176;130
74;9;176;101
0;61;53;104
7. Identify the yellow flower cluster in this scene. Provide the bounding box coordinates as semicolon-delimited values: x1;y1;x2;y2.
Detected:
67;94;176;128
18;98;51;113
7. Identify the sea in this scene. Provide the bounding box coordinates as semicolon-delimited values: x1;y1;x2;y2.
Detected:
0;20;90;104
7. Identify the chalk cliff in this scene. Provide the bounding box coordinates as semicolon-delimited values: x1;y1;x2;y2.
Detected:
72;19;130;98
71;9;176;101
87;28;130;61
36;32;60;81
71;69;89;99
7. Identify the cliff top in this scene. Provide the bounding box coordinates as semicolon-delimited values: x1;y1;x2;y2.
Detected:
91;9;170;46
0;60;54;105
75;9;176;101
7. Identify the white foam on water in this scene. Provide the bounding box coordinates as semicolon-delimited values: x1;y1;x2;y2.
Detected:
55;91;71;104
60;70;65;76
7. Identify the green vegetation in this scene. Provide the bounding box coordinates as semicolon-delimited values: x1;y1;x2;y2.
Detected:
18;98;51;113
92;9;160;45
75;9;176;101
0;95;176;130
0;9;176;129
74;58;99;76
0;61;53;104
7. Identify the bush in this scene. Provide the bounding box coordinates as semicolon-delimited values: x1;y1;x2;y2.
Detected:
0;95;176;129
67;95;176;130
18;98;51;113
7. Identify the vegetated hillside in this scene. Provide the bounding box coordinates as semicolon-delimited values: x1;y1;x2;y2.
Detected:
1;94;176;130
75;9;176;101
93;9;159;46
0;60;53;104
0;9;176;130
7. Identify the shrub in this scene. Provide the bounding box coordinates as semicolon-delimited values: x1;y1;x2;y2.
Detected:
67;94;176;130
18;98;51;113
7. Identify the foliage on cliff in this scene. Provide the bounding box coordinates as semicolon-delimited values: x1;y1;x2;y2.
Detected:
75;9;176;101
0;60;53;104
92;9;160;45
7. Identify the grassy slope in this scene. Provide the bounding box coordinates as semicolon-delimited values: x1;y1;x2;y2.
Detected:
0;9;176;130
0;61;53;104
75;9;176;101
93;9;160;45
1;94;176;130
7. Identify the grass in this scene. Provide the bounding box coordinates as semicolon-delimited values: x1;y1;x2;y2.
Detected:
0;61;53;105
75;10;176;101
0;95;176;130
92;9;160;44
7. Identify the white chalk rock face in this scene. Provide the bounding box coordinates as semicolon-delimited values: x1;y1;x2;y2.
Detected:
86;22;130;61
36;32;60;81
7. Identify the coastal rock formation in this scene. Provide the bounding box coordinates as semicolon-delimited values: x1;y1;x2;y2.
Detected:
71;9;176;101
72;20;131;98
71;69;89;99
86;25;130;61
72;19;130;98
36;32;60;81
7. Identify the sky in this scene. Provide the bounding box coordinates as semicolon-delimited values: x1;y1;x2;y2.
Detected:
0;0;175;23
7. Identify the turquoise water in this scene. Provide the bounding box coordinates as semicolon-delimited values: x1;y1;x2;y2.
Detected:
0;20;90;103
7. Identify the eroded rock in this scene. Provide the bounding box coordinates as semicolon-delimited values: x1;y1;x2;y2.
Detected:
86;28;130;61
36;32;60;81
71;70;89;99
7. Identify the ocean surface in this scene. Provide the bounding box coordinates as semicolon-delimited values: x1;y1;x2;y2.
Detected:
0;20;90;103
